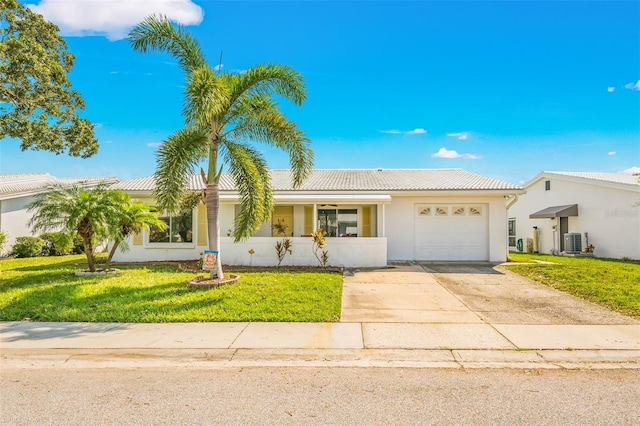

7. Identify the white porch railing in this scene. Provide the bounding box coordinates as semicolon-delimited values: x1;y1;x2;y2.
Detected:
220;237;387;268
113;236;387;268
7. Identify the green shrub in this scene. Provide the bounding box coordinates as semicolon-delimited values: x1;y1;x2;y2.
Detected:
40;232;73;256
9;236;44;258
0;230;7;254
72;235;85;254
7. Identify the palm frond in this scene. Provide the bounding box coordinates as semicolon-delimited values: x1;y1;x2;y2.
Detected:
155;126;208;213
225;101;313;188
128;15;206;73
183;67;230;127
228;64;307;111
220;140;273;241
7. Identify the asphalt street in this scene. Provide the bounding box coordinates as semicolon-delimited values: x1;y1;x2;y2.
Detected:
2;367;640;425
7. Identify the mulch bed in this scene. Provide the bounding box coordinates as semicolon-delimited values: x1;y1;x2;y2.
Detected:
177;259;343;274
188;274;240;289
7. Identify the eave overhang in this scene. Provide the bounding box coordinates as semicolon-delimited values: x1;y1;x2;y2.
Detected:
529;204;578;219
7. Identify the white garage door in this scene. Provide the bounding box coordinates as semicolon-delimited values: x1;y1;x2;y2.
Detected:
414;204;488;261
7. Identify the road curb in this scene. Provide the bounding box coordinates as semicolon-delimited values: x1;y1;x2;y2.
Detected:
2;348;639;370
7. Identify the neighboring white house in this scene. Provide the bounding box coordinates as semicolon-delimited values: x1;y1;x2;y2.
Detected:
0;173;119;255
507;171;640;260
110;169;524;267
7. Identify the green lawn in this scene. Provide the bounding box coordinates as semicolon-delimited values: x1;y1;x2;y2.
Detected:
505;253;640;319
0;255;343;322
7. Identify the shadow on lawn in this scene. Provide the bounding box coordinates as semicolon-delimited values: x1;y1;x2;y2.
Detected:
0;280;228;324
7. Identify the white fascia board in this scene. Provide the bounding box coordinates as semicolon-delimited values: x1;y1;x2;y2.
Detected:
387;189;525;197
274;193;392;204
218;192;392;204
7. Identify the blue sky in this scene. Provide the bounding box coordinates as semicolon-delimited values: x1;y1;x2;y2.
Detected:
2;0;639;184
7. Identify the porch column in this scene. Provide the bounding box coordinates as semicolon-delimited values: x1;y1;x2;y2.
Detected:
379;204;386;237
313;204;317;231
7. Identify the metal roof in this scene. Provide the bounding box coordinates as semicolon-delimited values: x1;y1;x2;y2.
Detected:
0;173;119;198
539;172;640;187
530;204;579;219
111;169;522;192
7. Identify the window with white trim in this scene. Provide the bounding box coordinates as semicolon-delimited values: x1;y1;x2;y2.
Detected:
149;210;193;243
318;208;358;237
508;219;516;247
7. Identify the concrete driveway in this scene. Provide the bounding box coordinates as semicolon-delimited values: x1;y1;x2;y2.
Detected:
341;263;638;326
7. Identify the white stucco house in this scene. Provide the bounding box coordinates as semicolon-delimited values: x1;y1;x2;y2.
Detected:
0;173;119;255
507;171;640;260
110;169;523;267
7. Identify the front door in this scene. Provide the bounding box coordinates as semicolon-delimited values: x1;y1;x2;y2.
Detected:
559;217;568;252
272;206;294;237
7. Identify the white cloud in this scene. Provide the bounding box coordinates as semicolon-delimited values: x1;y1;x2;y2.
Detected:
27;0;204;41
146;142;162;148
213;64;223;72
607;87;615;93
624;80;640;91
447;132;469;140
608;151;616;156
621;166;640;175
431;147;481;160
379;128;426;135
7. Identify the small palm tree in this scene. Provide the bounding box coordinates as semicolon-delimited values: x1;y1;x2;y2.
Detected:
129;15;314;279
103;192;167;270
27;184;122;272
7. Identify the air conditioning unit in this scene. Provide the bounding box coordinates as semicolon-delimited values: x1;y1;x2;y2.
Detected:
564;233;582;254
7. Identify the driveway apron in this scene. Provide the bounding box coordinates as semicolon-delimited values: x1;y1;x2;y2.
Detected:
342;263;638;325
340;264;482;323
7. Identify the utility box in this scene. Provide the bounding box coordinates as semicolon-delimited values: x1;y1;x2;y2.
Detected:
564;233;582;254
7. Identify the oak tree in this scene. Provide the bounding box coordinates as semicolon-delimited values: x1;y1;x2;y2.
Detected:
0;0;98;157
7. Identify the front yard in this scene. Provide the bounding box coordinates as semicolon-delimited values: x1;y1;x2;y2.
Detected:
2;253;638;323
505;253;640;319
0;255;342;322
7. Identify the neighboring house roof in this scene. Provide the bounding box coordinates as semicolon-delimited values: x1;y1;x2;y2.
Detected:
0;173;119;200
524;171;640;191
111;169;523;193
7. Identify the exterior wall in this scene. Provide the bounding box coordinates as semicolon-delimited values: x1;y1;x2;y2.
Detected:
112;201;388;267
508;178;640;259
0;195;36;255
114;194;512;265
385;195;509;263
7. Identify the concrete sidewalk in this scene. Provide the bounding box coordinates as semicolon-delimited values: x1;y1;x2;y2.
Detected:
2;321;639;370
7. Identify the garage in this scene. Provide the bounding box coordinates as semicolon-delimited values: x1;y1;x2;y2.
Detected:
414;204;488;261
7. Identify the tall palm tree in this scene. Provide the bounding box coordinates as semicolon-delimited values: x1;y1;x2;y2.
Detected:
27;184;122;272
103;192;167;270
129;16;314;279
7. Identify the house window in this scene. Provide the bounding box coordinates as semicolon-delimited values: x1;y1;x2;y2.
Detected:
418;207;431;216
435;207;448;216
469;206;482;216
508;219;516;247
318;208;358;237
545;180;551;191
149;210;193;243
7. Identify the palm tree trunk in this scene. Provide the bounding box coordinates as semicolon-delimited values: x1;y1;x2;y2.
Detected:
104;241;120;270
82;235;96;272
205;182;223;279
